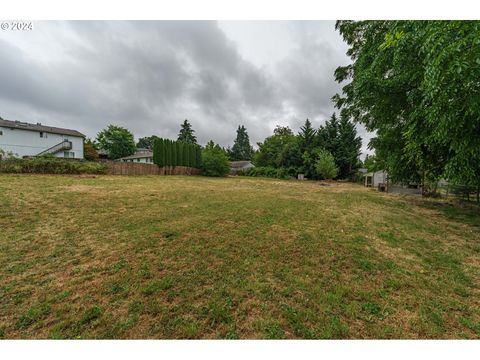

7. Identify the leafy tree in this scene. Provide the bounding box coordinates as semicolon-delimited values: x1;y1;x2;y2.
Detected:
334;20;480;192
137;135;160;150
363;154;382;172
201;140;230;177
96;125;136;160
177;119;197;144
228;125;254;161
254;126;301;169
298;118;317;153
315;149;338;179
83;138;99;161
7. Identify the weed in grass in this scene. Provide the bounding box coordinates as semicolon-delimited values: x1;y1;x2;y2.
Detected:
80;306;103;325
16;303;51;329
141;277;174;296
282;305;316;339
263;322;285;339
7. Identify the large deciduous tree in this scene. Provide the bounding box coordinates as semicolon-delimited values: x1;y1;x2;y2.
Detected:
96;125;136;160
333;20;480;192
137;136;160;150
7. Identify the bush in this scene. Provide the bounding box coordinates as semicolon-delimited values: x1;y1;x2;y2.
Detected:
315;149;338;179
201;141;230;177
0;157;108;174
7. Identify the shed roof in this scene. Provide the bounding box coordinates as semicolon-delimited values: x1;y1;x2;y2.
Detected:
0;119;85;137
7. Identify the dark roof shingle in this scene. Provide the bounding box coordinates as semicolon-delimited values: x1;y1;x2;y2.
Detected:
0;119;85;137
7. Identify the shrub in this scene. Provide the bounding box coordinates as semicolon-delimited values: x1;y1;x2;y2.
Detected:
0;157;108;174
201;141;230;177
315;149;338;179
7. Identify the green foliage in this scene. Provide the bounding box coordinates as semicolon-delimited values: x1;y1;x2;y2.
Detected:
334;20;480;188
176;141;183;166
253;118;361;180
96;125;136;160
228;125;254;161
0;157;108;174
152;138;200;168
136;135;160;150
298;119;317;153
254;126;302;169
201;140;230;177
83;138;99;161
177;119;197;144
315;149;339;179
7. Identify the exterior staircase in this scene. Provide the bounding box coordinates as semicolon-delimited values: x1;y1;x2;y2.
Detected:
36;140;72;156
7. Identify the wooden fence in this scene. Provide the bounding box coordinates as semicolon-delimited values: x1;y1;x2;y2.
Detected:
106;162;201;176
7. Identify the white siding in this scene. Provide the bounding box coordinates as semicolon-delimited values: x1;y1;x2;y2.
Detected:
123;157;154;164
0;126;84;159
372;170;387;187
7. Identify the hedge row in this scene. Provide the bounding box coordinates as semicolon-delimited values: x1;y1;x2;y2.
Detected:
153;138;201;168
0;157;108;174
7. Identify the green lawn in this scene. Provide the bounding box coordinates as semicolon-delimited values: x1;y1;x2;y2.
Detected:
0;174;479;339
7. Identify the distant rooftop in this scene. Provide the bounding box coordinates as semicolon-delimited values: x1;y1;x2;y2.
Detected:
118;150;153;160
0;119;85;138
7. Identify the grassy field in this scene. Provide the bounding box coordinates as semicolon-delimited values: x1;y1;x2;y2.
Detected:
0;174;479;339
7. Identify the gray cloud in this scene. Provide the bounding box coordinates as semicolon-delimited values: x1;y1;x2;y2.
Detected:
0;21;372;156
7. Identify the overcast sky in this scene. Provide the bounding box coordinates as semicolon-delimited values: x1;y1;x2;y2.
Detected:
0;21;372;156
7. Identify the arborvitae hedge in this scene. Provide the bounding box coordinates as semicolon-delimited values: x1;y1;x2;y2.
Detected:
153;138;200;168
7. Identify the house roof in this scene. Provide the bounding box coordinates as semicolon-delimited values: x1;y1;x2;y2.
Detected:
0;119;85;137
230;161;254;169
118;150;153;160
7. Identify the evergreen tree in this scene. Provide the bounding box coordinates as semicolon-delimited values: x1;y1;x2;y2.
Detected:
183;142;190;167
298;119;317;153
189;144;196;168
172;140;177;167
176;141;183;166
195;145;202;168
165;140;172;166
229;125;254;161
317;113;339;155
177;119;197;144
336;115;362;179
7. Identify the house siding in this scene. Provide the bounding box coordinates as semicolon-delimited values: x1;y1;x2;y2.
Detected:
0;126;84;159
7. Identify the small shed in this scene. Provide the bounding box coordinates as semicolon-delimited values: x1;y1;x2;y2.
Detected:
364;170;387;188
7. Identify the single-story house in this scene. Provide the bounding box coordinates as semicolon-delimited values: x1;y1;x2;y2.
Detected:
0;119;85;159
230;160;254;175
118;148;154;164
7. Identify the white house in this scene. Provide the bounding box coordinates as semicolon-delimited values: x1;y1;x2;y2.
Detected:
118;149;154;164
0;119;85;159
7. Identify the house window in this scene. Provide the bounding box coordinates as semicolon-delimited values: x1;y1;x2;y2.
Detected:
64;151;74;158
0;130;3;136
137;159;140;162
40;132;44;138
